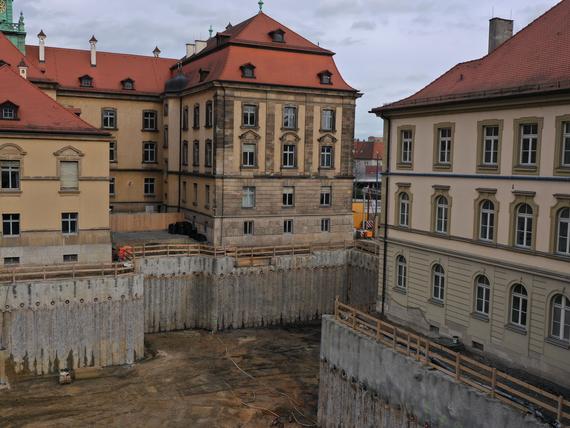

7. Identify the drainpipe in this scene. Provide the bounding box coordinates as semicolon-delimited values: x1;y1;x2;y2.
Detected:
219;86;227;246
178;97;183;213
381;115;391;315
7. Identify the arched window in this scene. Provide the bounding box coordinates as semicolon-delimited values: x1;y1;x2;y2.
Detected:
479;200;495;242
551;294;570;342
510;284;528;328
399;193;410;227
475;275;491;316
396;256;407;289
556;208;570;255
435;196;448;234
515;204;533;248
432;264;445;302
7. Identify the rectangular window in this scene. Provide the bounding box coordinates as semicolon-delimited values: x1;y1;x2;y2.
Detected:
284;219;293;234
483;126;499;165
401;130;413;164
282;144;296;168
243;105;257;127
4;256;20;266
193;141;200;166
61;212;78;235
142;110;157;131
437;127;452;164
193;183;198;205
143;142;157;163
182;141;189;166
283;187;294;207
563;122;570;166
320;146;333;168
102;109;116;129
283;106;297;129
242;187;256;208
321;109;335;131
182;106;189;130
2;106;15;120
60;161;79;191
109;141;117;162
109;177;115;195
163;126;169;148
181;181;187;204
63;254;78;263
193;105;200;129
242;143;256;167
320;186;332;206
244;221;254;235
144;178;155;196
205;185;211;207
2;213;20;236
205;102;213;128
520;124;538;166
321;218;331;232
1;160;20;190
205;140;213;167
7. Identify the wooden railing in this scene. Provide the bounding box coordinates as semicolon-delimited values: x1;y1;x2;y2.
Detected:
0;262;134;284
334;300;570;427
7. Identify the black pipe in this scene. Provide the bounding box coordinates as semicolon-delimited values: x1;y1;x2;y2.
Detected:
381;115;391;315
177;97;183;213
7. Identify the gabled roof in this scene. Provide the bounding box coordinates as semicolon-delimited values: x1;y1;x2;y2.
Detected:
24;45;177;95
374;0;570;112
354;140;384;160
0;32;46;81
0;65;108;136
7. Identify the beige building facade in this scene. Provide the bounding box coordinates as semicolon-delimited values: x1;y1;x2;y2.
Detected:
373;8;570;387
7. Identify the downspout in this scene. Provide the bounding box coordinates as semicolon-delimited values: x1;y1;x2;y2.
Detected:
177;97;183;213
219;86;227;246
381;115;391;315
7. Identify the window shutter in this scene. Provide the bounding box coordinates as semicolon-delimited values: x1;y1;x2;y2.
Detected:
60;161;79;189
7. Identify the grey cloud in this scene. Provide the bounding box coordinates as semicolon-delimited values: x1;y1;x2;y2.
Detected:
351;20;377;31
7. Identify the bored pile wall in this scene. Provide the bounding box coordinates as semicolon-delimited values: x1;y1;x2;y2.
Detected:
318;316;546;428
140;249;378;333
0;275;144;375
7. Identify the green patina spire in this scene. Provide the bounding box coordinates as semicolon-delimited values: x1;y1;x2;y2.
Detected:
258;0;264;12
0;1;26;53
209;25;213;38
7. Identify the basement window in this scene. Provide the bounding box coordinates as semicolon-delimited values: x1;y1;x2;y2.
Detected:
63;254;78;263
472;341;484;352
4;256;20;266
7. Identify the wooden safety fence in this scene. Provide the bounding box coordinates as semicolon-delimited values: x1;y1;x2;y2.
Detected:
0;262;134;284
334;299;570;427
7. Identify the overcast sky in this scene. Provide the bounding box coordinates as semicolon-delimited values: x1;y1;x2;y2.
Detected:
16;0;560;138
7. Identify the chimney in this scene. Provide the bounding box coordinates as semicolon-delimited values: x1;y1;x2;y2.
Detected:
38;30;46;63
195;40;207;55
488;17;513;53
186;43;196;57
153;46;161;58
89;35;98;67
18;59;28;79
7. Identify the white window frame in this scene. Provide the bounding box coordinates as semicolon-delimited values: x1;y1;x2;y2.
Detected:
244;220;254;235
432;264;445;302
320;186;332;207
435;196;448;234
282;144;296;168
283;219;294;234
143;142;157;163
242;187;256;209
109;177;115;195
242;143;256;167
557;208;570;256
438;127;452;164
283;187;294;207
283;106;297;129
109;141;117;162
144;178;155;196
2;106;15;120
102;109;116;129
399;193;410;227
1;160;20;190
483;125;499;166
321;109;335;131
563;122;570;167
479;200;495;242
2;213;20;237
515;204;533;249
321;218;331;232
243;105;257;127
510;284;528;328
475;276;491;316
401;130;413;164
320;146;333;168
143;110;157;131
551;294;570;342
396;256;407;290
519;124;538;166
61;212;78;235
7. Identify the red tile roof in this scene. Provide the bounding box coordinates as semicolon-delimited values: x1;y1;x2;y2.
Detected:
354;140;384;160
24;45;177;95
375;0;570;112
0;32;46;81
0;65;108;136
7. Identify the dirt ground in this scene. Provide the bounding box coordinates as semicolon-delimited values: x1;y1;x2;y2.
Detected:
0;324;322;428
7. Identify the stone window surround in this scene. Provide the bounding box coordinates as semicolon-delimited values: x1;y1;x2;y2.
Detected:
54;146;84;195
142;109;158;132
396;125;415;170
280;132;301;170
549;193;570;255
428;260;447;306
430;185;452;235
505;281;530;334
0;143;26;194
546;292;570;348
508;190;539;251
319;107;336;133
101;107;117;130
192;104;200;130
240;130;261;170
394;253;408;293
142;141;158;164
192;140;200;167
473;188;500;244
472;273;491;320
281;104;299;131
394;182;412;229
512;117;544;176
241;101;259;129
554;114;570;176
317;133;338;171
109;140;118;164
432;122;455;171
205;101;214;128
476;119;504;174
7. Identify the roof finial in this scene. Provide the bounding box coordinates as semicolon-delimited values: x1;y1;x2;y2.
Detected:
209;25;213;38
258;0;264;12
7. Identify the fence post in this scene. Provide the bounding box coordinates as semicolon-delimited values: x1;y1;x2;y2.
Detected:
393;327;397;350
334;296;339;318
491;368;497;398
167;245;170;256
351;309;356;329
557;395;563;423
424;341;430;366
376;320;381;341
12;268;15;283
114;264;118;277
455;354;461;380
72;265;75;279
143;244;146;258
406;333;410;356
43;266;46;281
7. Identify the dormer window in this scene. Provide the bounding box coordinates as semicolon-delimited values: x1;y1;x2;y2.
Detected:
121;78;135;90
241;63;256;79
0;60;9;67
319;71;333;85
199;69;210;82
269;29;286;43
0;102;18;120
79;75;93;88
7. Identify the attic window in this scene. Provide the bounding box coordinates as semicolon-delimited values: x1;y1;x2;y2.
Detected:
199;69;210;82
269;29;286;43
0;102;18;120
79;75;93;88
319;71;333;85
121;78;135;90
241;63;256;79
0;60;9;67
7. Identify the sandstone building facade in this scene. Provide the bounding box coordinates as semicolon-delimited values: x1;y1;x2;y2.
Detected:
373;3;570;386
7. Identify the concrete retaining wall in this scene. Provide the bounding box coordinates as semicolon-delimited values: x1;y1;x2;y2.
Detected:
140;249;378;333
0;275;144;375
318;316;546;428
